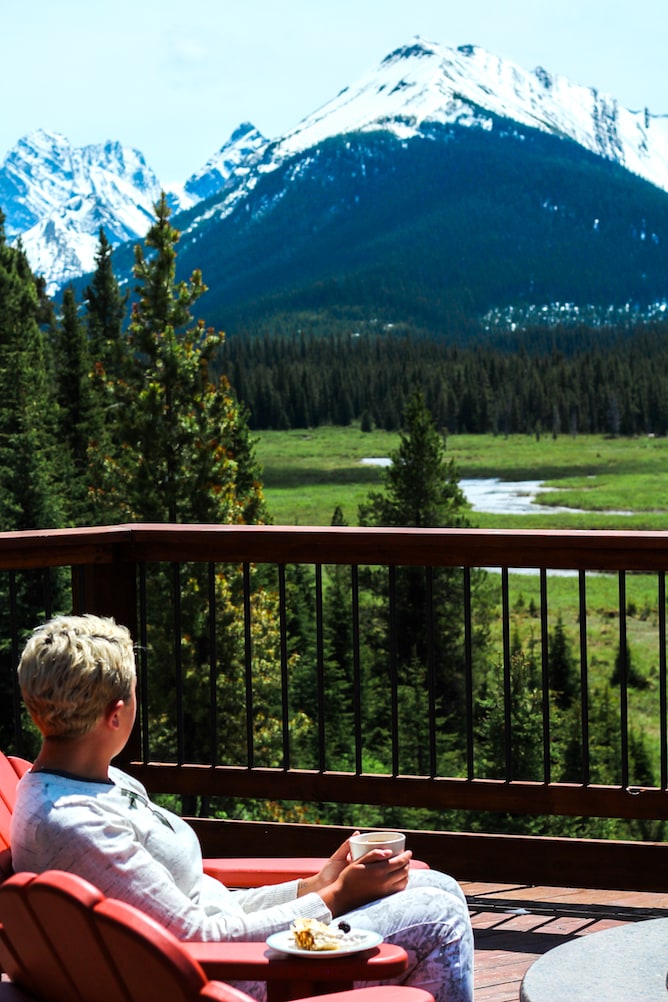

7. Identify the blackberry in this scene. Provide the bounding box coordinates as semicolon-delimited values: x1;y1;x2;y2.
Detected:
338;921;351;934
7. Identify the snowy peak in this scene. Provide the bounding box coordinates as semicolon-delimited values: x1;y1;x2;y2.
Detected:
272;36;668;194
1;128;161;239
0;128;166;289
0;124;265;291
184;122;267;202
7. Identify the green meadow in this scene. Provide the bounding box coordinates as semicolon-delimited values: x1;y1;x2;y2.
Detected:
255;427;668;769
255;426;668;530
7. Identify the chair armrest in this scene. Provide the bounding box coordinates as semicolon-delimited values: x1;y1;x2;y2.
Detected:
202;858;328;887
202;858;429;888
184;939;408;996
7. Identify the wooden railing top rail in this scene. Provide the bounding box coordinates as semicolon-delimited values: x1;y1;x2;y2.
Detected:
2;523;668;571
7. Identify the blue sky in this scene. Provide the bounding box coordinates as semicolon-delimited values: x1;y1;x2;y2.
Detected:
5;0;667;184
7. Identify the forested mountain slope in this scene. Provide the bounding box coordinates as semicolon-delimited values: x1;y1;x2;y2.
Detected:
171;123;668;335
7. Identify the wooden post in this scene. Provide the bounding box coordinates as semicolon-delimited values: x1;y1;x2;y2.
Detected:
71;556;140;762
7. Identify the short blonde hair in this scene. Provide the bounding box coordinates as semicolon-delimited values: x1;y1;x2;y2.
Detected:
18;614;136;739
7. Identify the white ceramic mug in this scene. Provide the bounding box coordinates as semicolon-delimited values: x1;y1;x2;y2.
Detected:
349;830;405;861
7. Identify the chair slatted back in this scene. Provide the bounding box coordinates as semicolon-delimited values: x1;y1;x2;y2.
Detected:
0;871;83;1001
94;898;216;1002
0;754;30;852
19;871;129;1002
0;753;31;885
0;872;238;1002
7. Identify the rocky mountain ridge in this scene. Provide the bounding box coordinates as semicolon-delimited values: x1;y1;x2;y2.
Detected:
2;36;667;301
0;124;266;289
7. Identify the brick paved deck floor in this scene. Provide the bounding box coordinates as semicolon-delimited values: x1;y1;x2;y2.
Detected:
465;882;668;1002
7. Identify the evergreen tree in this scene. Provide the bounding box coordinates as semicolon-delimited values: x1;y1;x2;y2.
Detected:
322;563;356;772
611;642;649;690
53;285;97;523
85;197;289;797
282;562;318;768
548;615;579;709
0;222;63;532
84;228;128;379
359;388;469;529
475;650;544;783
89;193;267;525
358;388;490;770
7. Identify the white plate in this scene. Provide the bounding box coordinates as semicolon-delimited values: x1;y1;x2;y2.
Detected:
266;927;383;957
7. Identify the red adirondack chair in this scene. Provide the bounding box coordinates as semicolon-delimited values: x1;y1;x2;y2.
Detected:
0;870;433;1002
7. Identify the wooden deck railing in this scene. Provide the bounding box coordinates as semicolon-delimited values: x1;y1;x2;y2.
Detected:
1;523;667;892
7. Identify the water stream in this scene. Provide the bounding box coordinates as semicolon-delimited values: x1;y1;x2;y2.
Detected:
359;461;632;517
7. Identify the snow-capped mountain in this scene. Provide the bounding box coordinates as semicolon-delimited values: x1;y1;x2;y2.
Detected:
0;130;167;287
0;124;267;290
3;36;668;296
278;38;668;190
170;37;668;332
189;36;668;234
183;122;267;203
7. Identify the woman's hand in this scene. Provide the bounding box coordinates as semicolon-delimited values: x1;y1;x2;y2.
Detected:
316;846;412;916
297;834;358;897
315;834;357;887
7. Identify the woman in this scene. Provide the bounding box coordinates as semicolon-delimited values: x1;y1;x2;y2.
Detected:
11;614;473;1002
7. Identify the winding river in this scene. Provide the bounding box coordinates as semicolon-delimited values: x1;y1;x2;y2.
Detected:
360;460;579;515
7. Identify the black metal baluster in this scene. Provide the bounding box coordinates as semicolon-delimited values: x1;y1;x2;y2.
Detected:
463;567;474;780
172;563;184;765
242;562;254;769
426;566;437;777
315;564;326;771
138;563;149;764
207;563;218;767
388;565;399;777
501;566;512;780
278;564;290;770
578;570;590;785
351;564;363;775
540;568;551;783
618;571;629;787
659;571;667;790
8;570;22;752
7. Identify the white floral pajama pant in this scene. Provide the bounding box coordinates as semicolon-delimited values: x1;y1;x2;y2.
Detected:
342;868;474;1002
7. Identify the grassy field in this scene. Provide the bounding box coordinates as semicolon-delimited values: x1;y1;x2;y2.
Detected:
255;427;668;772
255;426;668;529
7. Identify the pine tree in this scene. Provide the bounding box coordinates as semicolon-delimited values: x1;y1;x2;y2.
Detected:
53;285;97;523
611;642;649;690
548;615;579;709
89;193;267;525
359;388;469;529
322;563;356;772
475;650;544;783
358;388;490;770
84;227;128;379
0;222;63;532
